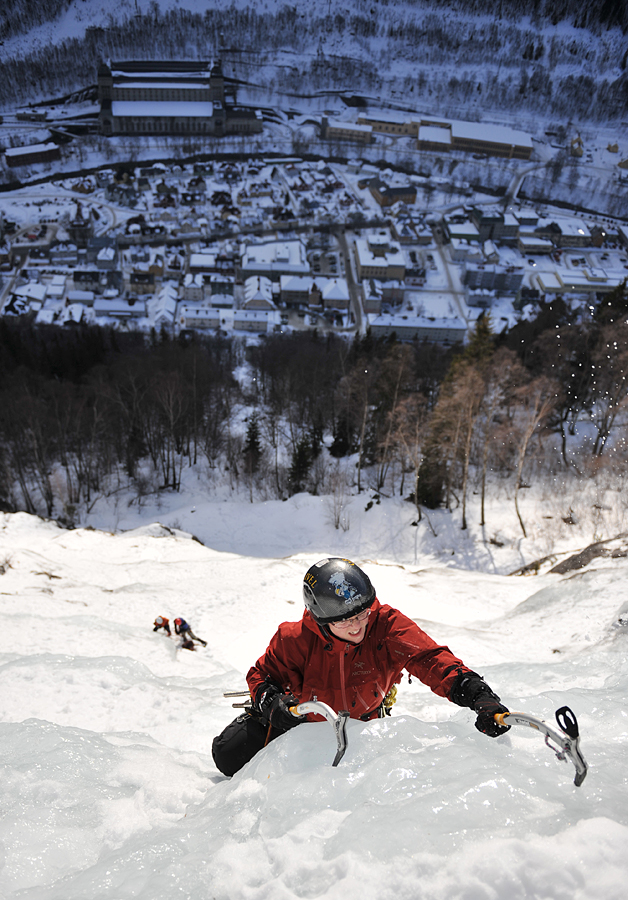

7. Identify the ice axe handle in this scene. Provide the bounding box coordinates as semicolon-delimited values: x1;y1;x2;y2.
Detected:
493;708;587;787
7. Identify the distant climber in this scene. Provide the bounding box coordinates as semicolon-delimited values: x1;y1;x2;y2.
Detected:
153;615;171;636
174;617;207;647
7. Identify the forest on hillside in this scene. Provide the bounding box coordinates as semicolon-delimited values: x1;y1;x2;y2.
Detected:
1;281;627;535
0;1;626;123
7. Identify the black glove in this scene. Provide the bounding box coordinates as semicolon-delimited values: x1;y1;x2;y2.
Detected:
473;695;510;738
450;671;511;738
255;681;302;732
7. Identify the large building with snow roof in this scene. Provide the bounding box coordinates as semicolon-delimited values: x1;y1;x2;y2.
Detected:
357;109;532;160
98;60;262;137
240;239;310;279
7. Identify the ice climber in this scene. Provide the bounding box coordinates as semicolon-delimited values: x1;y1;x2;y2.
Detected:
153;615;171;636
212;557;511;777
174;617;207;647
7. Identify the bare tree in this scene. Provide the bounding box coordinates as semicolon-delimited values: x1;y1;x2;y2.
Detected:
388;394;429;520
511;378;559;537
476;348;526;527
589;322;628;456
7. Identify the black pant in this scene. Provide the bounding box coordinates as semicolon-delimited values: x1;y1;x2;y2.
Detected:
178;629;206;646
212;712;284;777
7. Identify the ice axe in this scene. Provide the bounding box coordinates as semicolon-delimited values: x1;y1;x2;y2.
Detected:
494;705;588;786
289;701;350;767
224;692;350;767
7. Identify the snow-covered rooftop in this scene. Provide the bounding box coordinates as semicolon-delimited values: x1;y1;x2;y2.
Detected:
241;240;309;275
111;101;215;118
418;126;452;145
5;142;58;158
450;120;533;148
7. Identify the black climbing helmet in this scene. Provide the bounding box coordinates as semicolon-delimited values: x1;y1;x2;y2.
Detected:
303;558;375;624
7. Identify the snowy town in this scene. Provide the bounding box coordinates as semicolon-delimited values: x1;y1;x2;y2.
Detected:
2;152;627;345
1;58;627;345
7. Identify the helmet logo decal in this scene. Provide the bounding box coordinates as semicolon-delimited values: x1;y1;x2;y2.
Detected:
328;572;359;604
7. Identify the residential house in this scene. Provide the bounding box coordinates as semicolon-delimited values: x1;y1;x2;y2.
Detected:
234;309;280;333
179;305;221;330
93;297;147;318
354;233;405;281
129;272;156;295
240;239;310;280
243;276;275;310
183;273;204;302
368;179;417;208
150;283;179;332
369;312;467;343
463;264;524;293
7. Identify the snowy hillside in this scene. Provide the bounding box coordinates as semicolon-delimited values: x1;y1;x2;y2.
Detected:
1;0;626;126
0;509;627;899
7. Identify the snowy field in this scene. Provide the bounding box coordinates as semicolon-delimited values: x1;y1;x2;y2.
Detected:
0;499;627;900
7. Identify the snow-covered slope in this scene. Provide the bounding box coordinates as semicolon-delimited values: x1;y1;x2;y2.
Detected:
0;510;626;899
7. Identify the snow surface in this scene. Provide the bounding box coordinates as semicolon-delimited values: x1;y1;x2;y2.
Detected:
0;505;627;899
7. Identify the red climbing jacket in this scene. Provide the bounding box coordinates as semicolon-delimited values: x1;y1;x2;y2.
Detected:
246;598;473;721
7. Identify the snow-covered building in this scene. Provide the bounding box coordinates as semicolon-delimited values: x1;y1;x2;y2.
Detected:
323;118;373;144
359;109;532;159
98;60;262;137
240;240;309;279
534;217;593;248
46;274;67;300
179;306;278;333
369;313;467;343
12;282;47;304
188;253;217;275
357;111;418;136
93;297;147;318
367;179;417;208
206;275;235;309
243;276;275;310
469;207;520;243
183;273;204;302
354;233;405;281
443;217;481;243
319;278;350;311
518;234;554;254
449;120;532;160
88;236;119;269
463;264;524;293
4;142;61;168
179;305;221;330
417;124;452;152
536;268;624;294
279;275;350;310
363;279;382;315
150;283;179;331
449;239;483;263
234;309;280;333
50;244;79;265
67;290;96;306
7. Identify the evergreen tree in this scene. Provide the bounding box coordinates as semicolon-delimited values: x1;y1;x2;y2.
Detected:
288;435;312;496
329;415;355;458
242;415;262;476
462;312;495;367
